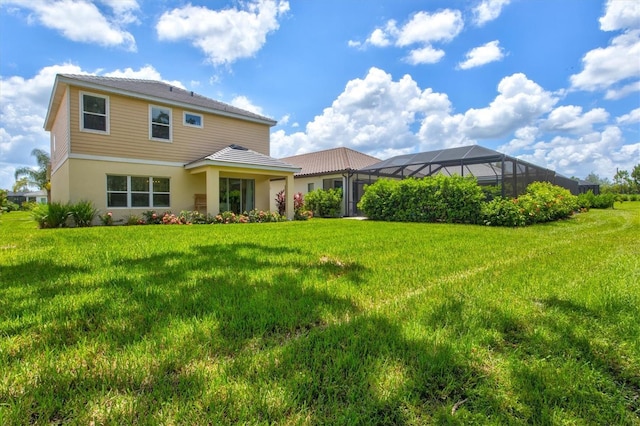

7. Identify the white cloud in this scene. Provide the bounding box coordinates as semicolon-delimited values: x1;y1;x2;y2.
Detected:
405;46;445;65
230;96;266;116
355;9;463;65
396;10;464;46
518;126;637;178
570;30;640;93
279;114;290;125
460;73;557;139
543;105;609;134
156;0;289;66
5;0;138;50
605;80;640;100
457;40;505;69
617;107;640;125
599;0;640;31
499;126;540;154
472;0;511;26
271;67;451;158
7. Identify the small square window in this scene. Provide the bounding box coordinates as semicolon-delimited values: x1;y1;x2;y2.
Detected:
184;112;203;128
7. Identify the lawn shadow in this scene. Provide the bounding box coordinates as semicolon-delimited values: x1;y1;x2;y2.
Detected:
3;240;368;423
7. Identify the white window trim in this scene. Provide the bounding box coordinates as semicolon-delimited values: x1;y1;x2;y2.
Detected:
106;175;171;209
183;111;203;128
80;91;110;134
149;105;172;142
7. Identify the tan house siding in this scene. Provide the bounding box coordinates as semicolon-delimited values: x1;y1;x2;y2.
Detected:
50;159;70;204
50;88;70;173
68;86;270;163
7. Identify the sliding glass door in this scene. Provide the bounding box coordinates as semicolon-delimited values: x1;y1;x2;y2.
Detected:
219;178;255;213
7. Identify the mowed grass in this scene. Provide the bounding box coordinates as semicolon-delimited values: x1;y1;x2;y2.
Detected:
1;204;639;425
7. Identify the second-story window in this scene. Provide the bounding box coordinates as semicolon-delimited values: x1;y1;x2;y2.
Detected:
81;92;109;133
184;112;203;128
150;105;172;141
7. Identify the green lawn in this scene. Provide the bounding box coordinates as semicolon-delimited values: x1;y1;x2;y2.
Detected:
1;204;639;425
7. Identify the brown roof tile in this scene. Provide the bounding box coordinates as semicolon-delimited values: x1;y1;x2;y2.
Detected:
281;147;381;176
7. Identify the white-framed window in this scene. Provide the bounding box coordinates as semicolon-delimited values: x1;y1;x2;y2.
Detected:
149;105;172;141
106;175;170;208
183;111;203;128
80;92;109;133
307;182;315;192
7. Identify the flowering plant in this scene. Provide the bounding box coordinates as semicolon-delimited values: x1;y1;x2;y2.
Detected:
99;211;113;226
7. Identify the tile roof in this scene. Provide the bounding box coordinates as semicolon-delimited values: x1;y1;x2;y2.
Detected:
185;144;300;174
280;147;381;176
52;74;276;126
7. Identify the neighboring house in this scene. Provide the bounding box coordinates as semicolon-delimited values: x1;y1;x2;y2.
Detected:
44;74;300;222
271;147;380;216
7;190;48;205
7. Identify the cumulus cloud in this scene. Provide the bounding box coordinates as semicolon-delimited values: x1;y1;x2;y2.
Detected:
472;0;511;26
230;96;267;117
353;9;463;65
457;40;505;69
616;107;640;125
517;126;638;178
543;105;609;134
271;67;452;158
156;0;289;66
571;1;640;98
4;0;138;50
103;65;186;89
599;0;640;31
570;30;640;93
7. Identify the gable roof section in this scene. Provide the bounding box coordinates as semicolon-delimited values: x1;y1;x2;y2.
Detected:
44;74;277;130
361;145;505;172
185;144;301;174
281;147;381;177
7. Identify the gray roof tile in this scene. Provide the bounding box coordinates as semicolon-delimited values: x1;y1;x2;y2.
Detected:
57;74;276;126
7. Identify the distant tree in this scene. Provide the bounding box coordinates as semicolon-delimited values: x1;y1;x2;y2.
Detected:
584;172;610;186
631;164;640;192
14;148;50;202
12;177;30;192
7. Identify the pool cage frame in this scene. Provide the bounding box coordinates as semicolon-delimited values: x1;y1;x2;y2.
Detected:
348;145;579;216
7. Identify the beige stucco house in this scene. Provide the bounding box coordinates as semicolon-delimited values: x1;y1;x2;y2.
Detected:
271;147;380;216
44;74;300;222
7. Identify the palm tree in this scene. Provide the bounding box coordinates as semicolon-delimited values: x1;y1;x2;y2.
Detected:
14;148;51;203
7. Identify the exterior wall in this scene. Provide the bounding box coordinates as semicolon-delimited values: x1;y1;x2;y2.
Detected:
68;86;271;163
65;158;201;223
50;87;70;174
50;159;70;204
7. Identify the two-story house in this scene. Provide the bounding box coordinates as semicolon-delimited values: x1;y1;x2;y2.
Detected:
44;74;300;222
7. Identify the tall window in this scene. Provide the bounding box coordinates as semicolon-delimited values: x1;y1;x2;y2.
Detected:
107;175;170;208
219;178;254;213
81;92;108;133
150;105;172;141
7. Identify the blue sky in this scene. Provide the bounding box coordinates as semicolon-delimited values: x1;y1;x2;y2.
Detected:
1;0;638;191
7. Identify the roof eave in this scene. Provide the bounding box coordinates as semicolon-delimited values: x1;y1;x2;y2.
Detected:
185;159;301;174
55;75;277;127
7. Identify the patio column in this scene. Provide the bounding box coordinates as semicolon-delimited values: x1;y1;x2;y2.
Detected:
205;168;220;215
285;174;295;220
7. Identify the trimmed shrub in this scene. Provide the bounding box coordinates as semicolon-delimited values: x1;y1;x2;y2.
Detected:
69;200;98;227
592;193;616;209
481;197;527;227
358;175;485;223
305;188;342;218
517;182;578;224
32;202;70;228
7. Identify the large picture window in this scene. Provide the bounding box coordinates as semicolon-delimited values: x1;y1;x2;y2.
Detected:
81;92;109;133
107;175;170;208
150;105;172;141
219;178;254;213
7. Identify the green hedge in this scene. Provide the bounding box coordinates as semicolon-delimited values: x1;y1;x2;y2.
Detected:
358;175;485;223
305;188;342;218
